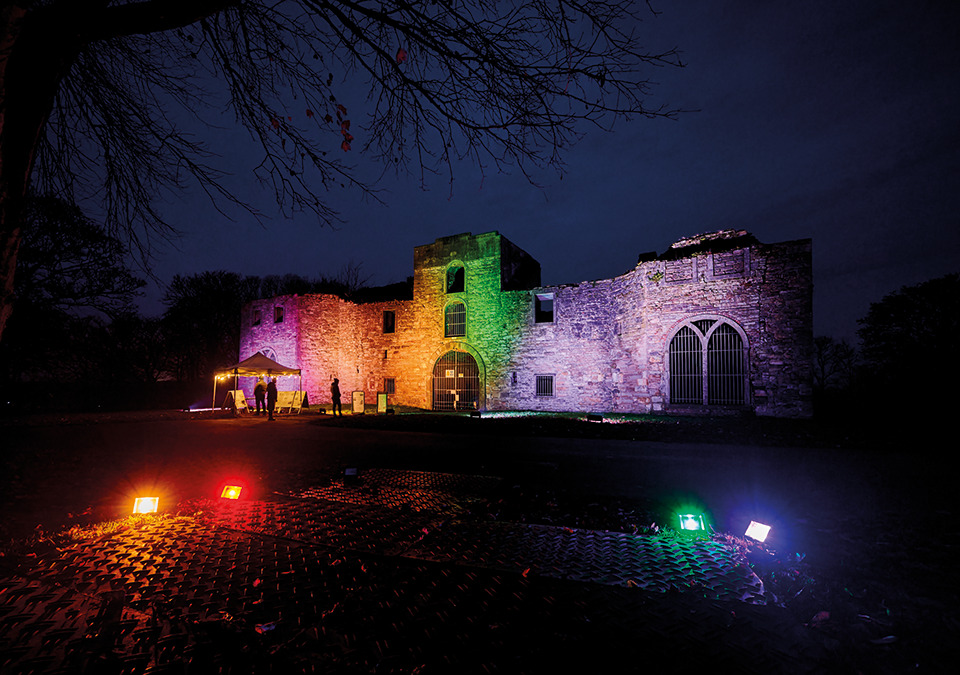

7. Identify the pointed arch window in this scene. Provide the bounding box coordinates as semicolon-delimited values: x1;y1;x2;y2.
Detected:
669;318;747;406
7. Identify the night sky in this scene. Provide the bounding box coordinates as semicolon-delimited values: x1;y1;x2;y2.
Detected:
137;1;960;342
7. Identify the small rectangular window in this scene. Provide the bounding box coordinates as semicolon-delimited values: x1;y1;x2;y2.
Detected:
444;302;466;337
274;306;284;323
447;266;465;293
383;310;396;334
384;378;396;395
535;374;554;397
535;293;554;323
252;310;261;327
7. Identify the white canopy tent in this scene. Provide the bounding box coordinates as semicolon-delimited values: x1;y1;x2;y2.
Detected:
213;352;303;412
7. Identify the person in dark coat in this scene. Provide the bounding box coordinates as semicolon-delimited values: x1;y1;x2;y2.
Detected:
331;377;342;416
254;377;267;415
267;377;278;421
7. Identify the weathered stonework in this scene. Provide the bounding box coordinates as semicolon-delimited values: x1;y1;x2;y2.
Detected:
239;230;813;417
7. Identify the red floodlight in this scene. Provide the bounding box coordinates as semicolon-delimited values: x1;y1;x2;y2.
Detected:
220;485;243;500
217;477;250;501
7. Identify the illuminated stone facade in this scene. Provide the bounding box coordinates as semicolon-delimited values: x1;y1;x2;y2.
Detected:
239;230;813;417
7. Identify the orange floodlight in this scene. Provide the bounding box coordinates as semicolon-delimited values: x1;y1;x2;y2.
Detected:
133;497;159;514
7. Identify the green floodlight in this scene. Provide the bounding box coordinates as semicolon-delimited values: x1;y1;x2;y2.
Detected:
678;513;706;532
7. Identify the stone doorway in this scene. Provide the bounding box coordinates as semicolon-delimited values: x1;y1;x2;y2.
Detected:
432;351;481;411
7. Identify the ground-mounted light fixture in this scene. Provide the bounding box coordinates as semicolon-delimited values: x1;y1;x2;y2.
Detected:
220;485;243;500
677;513;706;533
745;520;771;542
133;497;159;514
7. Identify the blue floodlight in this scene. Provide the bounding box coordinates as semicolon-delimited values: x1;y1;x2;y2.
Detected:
745;521;771;542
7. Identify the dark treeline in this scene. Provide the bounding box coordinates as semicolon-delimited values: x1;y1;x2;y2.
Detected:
813;273;959;436
1;198;956;422
0;196;410;413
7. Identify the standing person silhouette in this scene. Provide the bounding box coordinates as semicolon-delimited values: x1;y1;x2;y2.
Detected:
331;378;342;416
266;377;278;421
254;376;267;415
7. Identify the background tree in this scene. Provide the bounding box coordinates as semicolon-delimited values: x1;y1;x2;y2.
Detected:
0;0;680;341
161;271;256;381
16;195;145;317
812;335;857;393
0;194;145;383
856;273;959;419
104;313;170;384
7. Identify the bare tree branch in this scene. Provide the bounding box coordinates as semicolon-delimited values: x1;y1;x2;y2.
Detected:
1;0;684;340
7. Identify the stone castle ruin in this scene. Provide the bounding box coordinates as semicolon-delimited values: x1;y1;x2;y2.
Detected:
239;230;813;417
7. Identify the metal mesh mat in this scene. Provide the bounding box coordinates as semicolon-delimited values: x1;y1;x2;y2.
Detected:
2;517;801;675
0;470;790;674
287;468;501;516
406;521;767;602
195;497;440;555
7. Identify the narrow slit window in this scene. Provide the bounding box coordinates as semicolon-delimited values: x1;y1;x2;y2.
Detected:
274;306;284;323
383;310;396;334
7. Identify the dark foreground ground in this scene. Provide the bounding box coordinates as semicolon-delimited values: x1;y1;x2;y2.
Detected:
1;409;957;673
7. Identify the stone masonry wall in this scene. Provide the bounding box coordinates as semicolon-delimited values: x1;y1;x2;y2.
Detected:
238;295;302;399
238;231;813;417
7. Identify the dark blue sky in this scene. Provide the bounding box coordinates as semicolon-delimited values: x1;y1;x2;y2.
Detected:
140;0;960;342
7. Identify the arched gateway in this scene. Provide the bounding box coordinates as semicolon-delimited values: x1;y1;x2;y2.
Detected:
432;351;481;411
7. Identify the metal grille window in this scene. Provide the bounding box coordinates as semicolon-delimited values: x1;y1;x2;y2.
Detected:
446;266;465;293
669;319;747;406
444;302;466;337
535;374;554;397
384;378;396;395
432;351;480;411
669;327;703;404
708;324;745;405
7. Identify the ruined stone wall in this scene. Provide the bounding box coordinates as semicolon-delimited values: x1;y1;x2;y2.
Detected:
405;232;507;409
237;230;813;417
749;240;814;416
608;238;813;416
500;281;618;413
623;247;763;414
